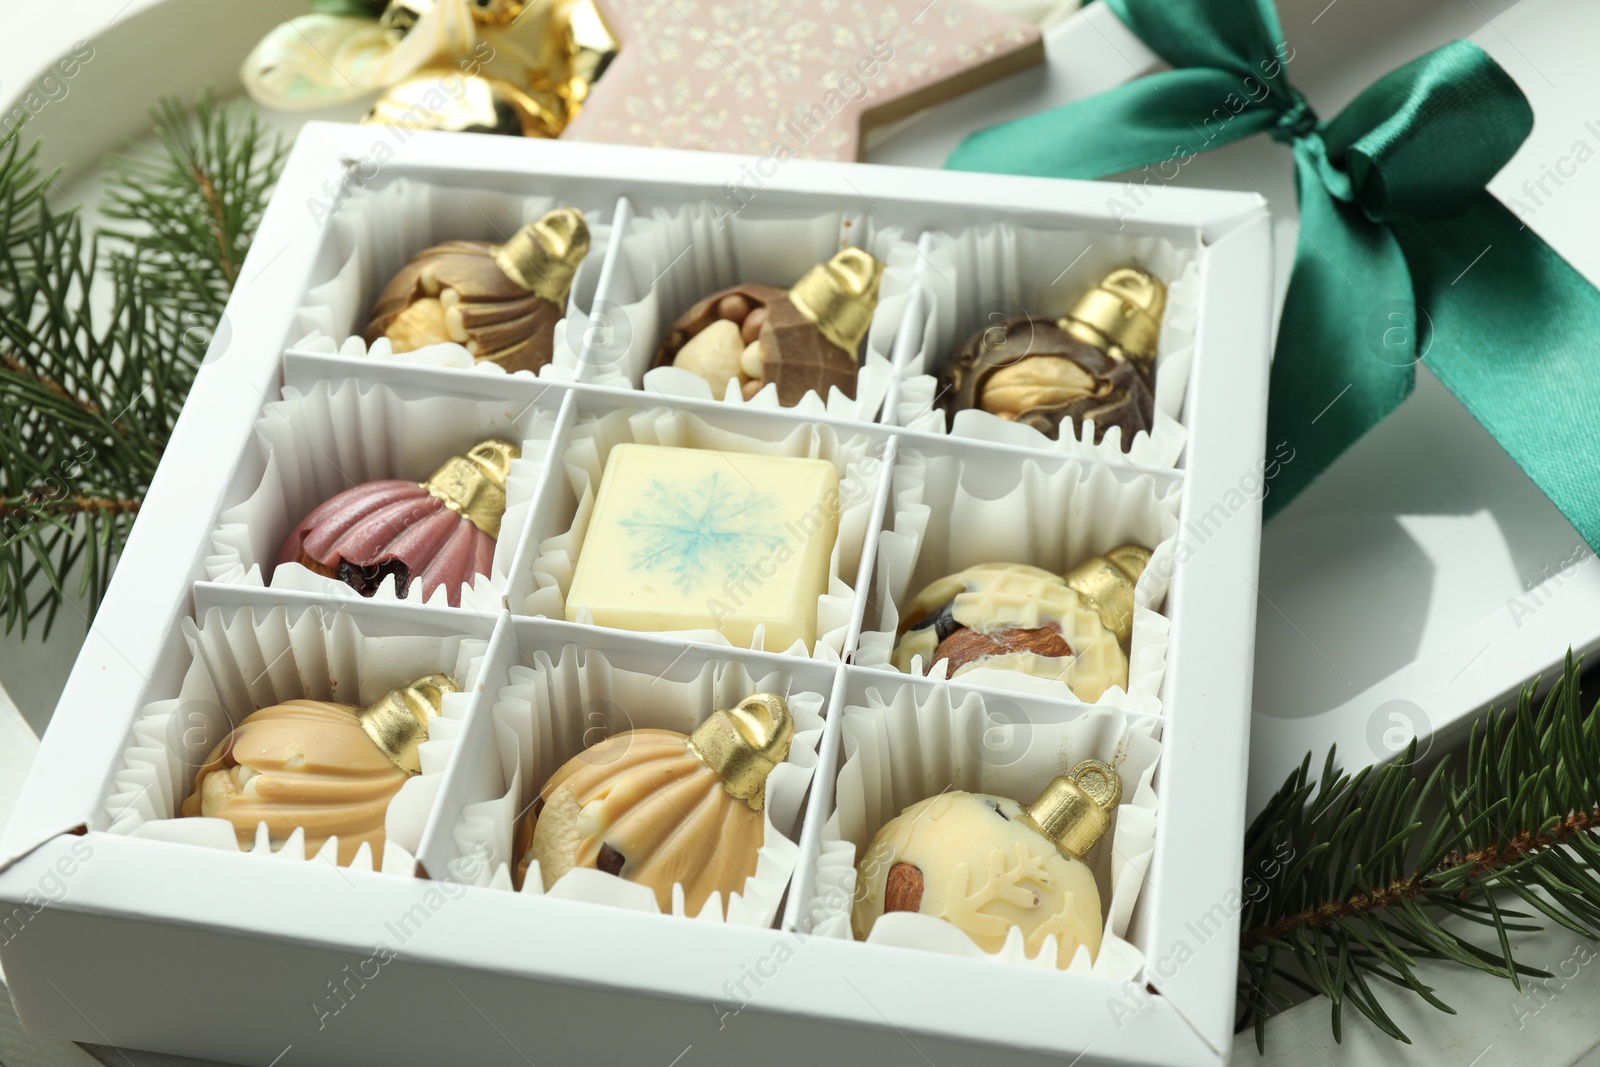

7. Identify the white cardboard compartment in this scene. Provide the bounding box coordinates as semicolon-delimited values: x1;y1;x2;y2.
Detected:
0;125;1272;1067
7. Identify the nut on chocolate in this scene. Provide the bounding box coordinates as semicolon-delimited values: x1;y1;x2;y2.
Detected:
852;762;1124;968
893;549;1151;703
653;249;884;406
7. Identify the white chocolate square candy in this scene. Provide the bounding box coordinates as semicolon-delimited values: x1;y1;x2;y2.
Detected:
566;444;840;650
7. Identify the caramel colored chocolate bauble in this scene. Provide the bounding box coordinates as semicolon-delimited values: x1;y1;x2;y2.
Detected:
364;208;588;373
180;674;457;866
520;694;793;915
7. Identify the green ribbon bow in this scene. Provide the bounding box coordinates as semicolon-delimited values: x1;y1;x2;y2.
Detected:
949;0;1600;549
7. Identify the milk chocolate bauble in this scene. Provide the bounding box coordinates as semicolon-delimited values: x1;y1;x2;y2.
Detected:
653;250;883;406
520;693;793;915
364;208;589;372
938;268;1165;450
181;674;458;865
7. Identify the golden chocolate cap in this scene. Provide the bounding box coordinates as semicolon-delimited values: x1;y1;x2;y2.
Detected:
358;673;461;776
687;693;794;812
1021;759;1122;860
1064;544;1151;648
422;439;520;539
788;249;885;359
1061;268;1166;365
493;209;591;305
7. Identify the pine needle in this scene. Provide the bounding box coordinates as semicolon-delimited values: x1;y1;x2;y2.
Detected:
0;92;284;635
1239;652;1600;1049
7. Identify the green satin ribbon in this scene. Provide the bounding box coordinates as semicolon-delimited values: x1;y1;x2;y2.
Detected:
948;0;1600;549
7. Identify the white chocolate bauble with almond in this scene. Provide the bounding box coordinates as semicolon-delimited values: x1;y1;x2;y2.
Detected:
852;790;1104;968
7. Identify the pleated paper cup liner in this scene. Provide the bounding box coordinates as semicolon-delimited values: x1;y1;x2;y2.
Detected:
895;223;1200;468
290;178;612;380
204;377;555;612
584;199;918;422
803;683;1160;977
855;443;1179;714
518;403;885;660
101;603;490;876
447;647;824;927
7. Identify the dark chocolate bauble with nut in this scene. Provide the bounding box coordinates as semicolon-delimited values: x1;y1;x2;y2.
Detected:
936;267;1167;451
938;317;1155;447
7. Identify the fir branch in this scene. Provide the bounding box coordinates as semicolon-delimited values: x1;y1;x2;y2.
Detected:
0;94;284;636
1238;652;1600;1049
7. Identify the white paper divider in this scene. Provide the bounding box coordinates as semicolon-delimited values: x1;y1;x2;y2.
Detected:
101;602;492;876
895;224;1200;468
584;197;919;423
855;442;1180;715
446;643;824;927
203;377;557;612
804;681;1159;978
289;178;614;380
520;403;888;660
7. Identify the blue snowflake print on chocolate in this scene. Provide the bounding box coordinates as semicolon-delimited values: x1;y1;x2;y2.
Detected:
620;471;787;592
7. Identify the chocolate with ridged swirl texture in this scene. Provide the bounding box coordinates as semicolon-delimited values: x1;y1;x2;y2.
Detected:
181;699;411;866
276;480;495;608
518;729;767;916
364;240;565;373
362;210;589;374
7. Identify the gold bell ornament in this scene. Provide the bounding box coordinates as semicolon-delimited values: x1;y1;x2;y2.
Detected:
241;0;618;138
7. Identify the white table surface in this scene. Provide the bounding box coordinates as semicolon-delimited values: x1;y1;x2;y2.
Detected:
5;0;1600;1065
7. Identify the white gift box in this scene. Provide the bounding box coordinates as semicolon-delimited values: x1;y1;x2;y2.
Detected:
0;124;1271;1066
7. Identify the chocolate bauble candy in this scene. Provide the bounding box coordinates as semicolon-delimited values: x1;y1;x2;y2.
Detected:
364;208;588;373
893;547;1149;703
276;439;517;607
852;760;1121;968
181;674;457;866
520;694;793;915
937;268;1165;450
653;250;883;406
